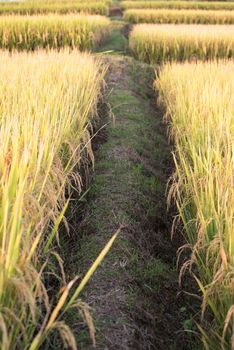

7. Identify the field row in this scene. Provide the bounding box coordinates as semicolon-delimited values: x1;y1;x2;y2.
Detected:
121;1;234;10
124;8;234;24
156;60;234;349
0;4;112;348
0;0;111;15
0;49;107;349
129;24;234;63
0;14;110;50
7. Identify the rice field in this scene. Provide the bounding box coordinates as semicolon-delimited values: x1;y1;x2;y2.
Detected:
121;1;234;10
129;24;234;63
0;14;111;50
0;1;109;15
124;8;234;24
155;60;234;350
1;0;234;348
0;49;107;349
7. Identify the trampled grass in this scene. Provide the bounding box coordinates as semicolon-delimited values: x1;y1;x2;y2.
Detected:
155;61;234;350
0;49;107;349
0;1;109;15
121;1;234;10
129;24;234;63
124;8;234;24
0;14;111;50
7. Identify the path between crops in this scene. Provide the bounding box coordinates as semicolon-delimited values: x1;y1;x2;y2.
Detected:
62;21;197;350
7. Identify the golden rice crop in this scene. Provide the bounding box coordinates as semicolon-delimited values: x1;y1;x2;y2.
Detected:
0;1;109;15
24;0;112;3
124;8;234;24
36;0;111;2
155;61;234;349
121;1;234;10
0;49;107;349
129;24;234;63
0;14;110;50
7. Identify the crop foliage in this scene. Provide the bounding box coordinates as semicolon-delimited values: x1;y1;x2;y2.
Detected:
0;49;106;350
0;1;109;15
124;8;234;24
129;24;234;63
121;1;234;10
156;61;234;350
0;14;111;50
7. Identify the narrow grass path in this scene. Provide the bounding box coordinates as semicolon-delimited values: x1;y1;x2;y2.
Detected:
62;20;197;350
65;63;196;350
95;20;128;55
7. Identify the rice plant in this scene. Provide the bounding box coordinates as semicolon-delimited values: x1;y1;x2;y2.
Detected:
0;1;109;15
155;61;234;350
124;8;234;24
129;24;234;63
0;14;111;50
121;1;234;10
0;49;107;350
